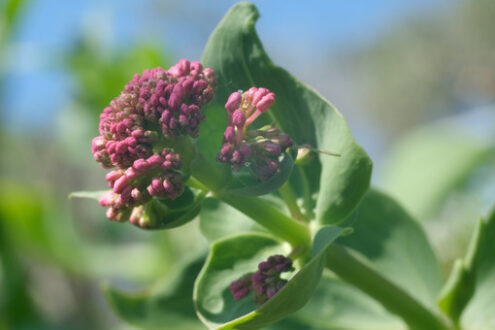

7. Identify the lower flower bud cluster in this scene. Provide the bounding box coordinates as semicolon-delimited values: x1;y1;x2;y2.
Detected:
98;149;184;226
217;88;294;180
229;254;294;305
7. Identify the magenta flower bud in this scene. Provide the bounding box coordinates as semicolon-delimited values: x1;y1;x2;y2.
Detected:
244;87;257;105
105;170;123;183
92;136;106;153
147;154;163;168
147;177;164;197
225;92;242;113
249;254;293;305
190;61;202;72
162;179;173;193
263;141;281;155
216;87;294;181
239;144;251;159
230;274;253;301
256;93;275;113
192;80;208;94
168;59;189;78
118;185;133;205
231;150;242;164
113;175;129;194
130;188;142;201
220;144;231;156
129;206;144;226
252;87;268;105
232;110;246;128
202;68;216;85
224;126;236;144
99;191;116;207
133;159;150;172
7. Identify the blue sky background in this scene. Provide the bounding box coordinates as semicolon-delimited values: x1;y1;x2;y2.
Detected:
3;0;452;130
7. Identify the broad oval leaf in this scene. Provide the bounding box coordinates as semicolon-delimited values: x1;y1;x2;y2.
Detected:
381;124;494;221
70;188;205;230
194;227;349;329
437;218;485;322
274;276;405;330
146;188;206;230
200;2;371;223
337;189;443;310
460;208;495;329
103;255;205;330
199;198;267;243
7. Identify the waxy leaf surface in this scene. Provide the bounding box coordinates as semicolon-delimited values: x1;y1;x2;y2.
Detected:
200;2;371;222
338;189;443;310
103;255;205;330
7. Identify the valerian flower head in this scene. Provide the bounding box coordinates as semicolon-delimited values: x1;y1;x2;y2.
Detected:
217;87;293;180
92;60;216;226
229;254;294;305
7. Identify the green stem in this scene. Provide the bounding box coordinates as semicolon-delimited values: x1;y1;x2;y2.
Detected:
278;181;307;222
189;148;310;249
216;192;311;249
297;166;315;219
326;244;452;330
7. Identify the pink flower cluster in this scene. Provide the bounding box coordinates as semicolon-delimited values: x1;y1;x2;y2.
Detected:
93;59;216;170
217;88;293;180
229;254;294;305
98;148;184;226
92;60;216;225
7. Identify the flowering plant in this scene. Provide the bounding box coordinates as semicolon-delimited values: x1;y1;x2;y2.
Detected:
73;3;495;329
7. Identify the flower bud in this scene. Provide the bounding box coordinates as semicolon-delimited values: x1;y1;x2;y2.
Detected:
230;254;294;306
217;88;292;181
229;274;253;301
225;91;242;113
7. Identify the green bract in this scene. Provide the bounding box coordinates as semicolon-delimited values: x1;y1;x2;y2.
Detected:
200;2;372;221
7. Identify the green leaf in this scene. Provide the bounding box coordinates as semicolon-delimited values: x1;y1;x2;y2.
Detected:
194;227;349;329
438;218;485;322
199;198;267;242
70;188;205;230
68;190;108;201
144;188;206;230
382;125;494;220
225;152;294;196
200;2;371;223
278;275;405;330
103;255;205;330
338;189;443;310
460;208;495;329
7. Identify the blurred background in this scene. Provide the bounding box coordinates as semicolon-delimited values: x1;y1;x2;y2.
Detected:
0;0;494;328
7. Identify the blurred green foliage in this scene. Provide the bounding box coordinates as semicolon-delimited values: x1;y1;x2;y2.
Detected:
0;0;494;329
348;0;495;136
67;38;169;119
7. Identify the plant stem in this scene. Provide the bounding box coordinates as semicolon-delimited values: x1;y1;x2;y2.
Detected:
189;148;310;249
216;192;311;249
297;166;315;219
278;181;307;222
326;244;452;330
